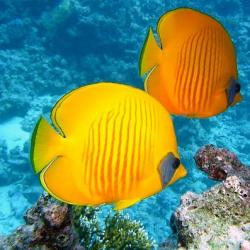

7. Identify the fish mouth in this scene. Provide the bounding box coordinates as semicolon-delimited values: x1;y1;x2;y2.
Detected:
167;163;187;186
231;93;243;106
178;163;187;178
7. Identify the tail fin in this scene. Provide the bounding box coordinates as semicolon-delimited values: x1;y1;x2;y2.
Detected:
139;27;162;76
30;117;64;173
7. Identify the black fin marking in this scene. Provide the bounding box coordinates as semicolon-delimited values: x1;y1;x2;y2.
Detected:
158;152;180;187
226;78;241;106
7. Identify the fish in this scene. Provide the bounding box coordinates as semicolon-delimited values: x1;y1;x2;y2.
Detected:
30;82;187;210
139;8;242;118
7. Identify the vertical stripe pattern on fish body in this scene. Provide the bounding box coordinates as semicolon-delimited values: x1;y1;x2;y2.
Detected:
82;97;158;201
174;26;224;114
30;83;187;209
139;8;241;118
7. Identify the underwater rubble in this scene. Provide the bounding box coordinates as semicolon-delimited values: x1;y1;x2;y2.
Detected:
171;145;250;250
194;144;250;181
0;194;83;250
0;193;154;249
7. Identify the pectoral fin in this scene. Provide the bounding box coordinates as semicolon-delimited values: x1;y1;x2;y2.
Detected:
145;62;168;103
231;93;243;106
114;198;140;210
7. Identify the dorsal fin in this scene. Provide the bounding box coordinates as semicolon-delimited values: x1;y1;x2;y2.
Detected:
139;27;162;76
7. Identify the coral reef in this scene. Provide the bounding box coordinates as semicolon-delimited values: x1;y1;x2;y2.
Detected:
72;205;155;249
171;146;250;250
100;213;154;249
0;193;155;249
0;193;83;249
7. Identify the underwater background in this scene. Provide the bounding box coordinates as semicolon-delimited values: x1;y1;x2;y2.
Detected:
0;0;249;245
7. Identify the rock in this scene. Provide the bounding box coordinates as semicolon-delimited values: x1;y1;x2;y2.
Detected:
194;144;250;181
158;234;178;250
241;240;250;250
42;203;68;228
0;192;155;249
171;145;250;250
0;193;83;250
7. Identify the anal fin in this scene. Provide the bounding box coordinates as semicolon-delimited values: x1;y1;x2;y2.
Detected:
114;198;140;210
40;156;89;205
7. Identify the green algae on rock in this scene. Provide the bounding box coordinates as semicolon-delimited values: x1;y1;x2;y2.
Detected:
72;206;155;249
0;193;155;249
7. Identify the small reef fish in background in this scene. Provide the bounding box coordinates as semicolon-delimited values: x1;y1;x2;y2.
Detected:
30;83;187;210
139;8;242;118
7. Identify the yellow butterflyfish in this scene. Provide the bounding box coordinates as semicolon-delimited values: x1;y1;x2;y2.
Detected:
30;83;186;210
139;8;242;118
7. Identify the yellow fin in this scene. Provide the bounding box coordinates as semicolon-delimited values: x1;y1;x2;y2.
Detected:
50;90;75;136
50;85;98;137
30;117;64;173
139;27;162;76
114;199;140;210
40;156;90;205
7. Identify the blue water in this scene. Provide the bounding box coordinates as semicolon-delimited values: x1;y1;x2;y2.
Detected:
0;0;249;246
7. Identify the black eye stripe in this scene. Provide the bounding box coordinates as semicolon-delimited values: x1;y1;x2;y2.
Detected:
173;158;180;169
235;83;241;93
226;79;240;105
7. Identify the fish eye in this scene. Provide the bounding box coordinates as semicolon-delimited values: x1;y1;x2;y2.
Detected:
173;158;180;169
235;83;241;93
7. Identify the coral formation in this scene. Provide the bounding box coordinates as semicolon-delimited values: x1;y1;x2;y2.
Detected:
172;146;250;250
0;193;83;249
194;144;250;181
0;193;155;249
41;0;76;35
100;213;154;249
72;206;155;249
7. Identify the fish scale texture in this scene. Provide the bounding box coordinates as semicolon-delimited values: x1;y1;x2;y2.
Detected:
0;0;249;246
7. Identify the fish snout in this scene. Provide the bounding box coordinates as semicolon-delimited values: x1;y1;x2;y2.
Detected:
231;92;243;106
178;163;187;178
